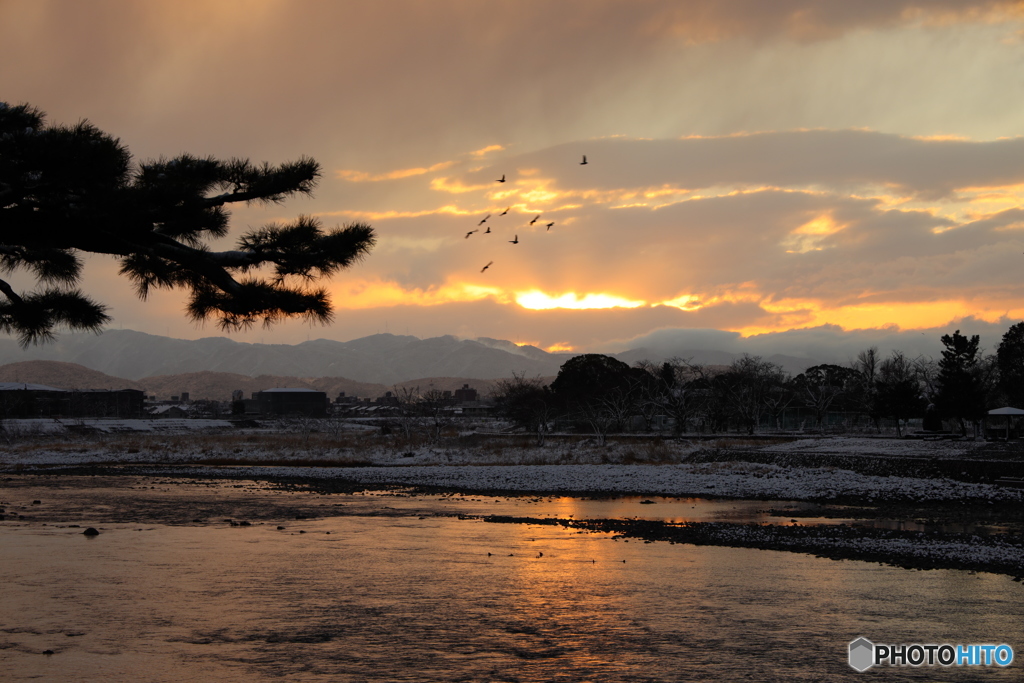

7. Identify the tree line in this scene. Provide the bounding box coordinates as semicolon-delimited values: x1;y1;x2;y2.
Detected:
493;323;1024;441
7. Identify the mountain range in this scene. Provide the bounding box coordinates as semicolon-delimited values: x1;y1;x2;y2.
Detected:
0;329;821;394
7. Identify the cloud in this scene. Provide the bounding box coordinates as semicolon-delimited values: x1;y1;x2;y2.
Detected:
449;131;1024;200
609;316;1020;367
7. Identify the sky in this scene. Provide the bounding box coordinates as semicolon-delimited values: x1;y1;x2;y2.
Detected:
3;0;1024;362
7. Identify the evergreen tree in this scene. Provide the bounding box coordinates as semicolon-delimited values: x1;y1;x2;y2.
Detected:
0;102;375;345
997;321;1024;407
935;329;985;435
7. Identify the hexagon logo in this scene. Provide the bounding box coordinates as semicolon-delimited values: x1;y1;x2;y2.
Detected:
849;637;875;672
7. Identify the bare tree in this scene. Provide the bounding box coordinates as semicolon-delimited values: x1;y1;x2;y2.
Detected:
636;358;709;434
724;355;787;434
418;385;456;441
492;373;553;445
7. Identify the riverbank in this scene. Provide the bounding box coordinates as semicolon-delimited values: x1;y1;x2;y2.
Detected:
3;432;1023;578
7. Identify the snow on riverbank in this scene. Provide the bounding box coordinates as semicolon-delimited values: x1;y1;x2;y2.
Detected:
2;429;1020;502
75;462;1021;503
753;436;987;458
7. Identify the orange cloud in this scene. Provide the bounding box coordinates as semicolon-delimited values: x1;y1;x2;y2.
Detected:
781;213;849;253
430;176;495;194
735;298;1024;337
336;160;456;182
470;144;505;158
330;279;510;309
545;342;576;353
314;206;469;221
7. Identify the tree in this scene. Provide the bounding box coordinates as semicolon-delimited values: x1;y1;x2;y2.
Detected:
636;358;710;434
549;354;652;443
997;321;1024;407
417;386;457;442
792;364;860;432
874;351;925;437
721;354;787;434
492;373;553;445
934;330;986;435
0;102;375;345
852;347;881;431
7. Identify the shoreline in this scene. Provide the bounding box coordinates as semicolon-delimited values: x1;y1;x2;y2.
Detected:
4;466;1023;579
3;433;1023;578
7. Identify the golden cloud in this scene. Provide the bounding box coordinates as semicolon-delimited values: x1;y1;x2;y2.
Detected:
329;279;510;309
336;160;456;182
780;213;848;253
470;144;505;158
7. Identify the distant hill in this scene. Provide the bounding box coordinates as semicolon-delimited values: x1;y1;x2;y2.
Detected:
0;330;574;383
0;361;145;391
0;329;822;386
0;361;509;401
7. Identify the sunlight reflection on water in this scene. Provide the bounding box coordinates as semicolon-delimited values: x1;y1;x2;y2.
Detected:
2;490;1022;681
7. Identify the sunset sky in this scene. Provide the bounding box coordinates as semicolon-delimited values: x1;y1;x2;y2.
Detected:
3;0;1024;360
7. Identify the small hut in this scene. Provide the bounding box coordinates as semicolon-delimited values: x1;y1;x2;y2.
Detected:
987;406;1024;440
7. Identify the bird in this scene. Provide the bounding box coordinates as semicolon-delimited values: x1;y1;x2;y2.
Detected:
496;174;506;183
485;226;491;234
480;261;493;273
529;215;540;225
465;229;478;239
478;214;491;226
580;155;588;165
545;222;554;230
509;235;519;244
500;207;510;216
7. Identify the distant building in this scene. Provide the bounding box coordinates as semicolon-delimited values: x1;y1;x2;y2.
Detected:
254;388;328;417
334;391;360;405
68;389;145;418
375;391;400;407
0;384;144;418
147;404;190;419
454;384;478;404
0;382;66;418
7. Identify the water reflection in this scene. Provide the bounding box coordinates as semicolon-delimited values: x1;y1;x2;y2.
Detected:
3;495;1022;682
371;491;1012;535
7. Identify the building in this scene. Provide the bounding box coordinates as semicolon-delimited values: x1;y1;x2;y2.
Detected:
67;389;145;418
0;383;145;418
454;384;479;404
0;382;66;418
254;388;328;417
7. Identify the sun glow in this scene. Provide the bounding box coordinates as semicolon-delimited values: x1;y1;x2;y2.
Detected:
331;280;509;309
515;290;647;310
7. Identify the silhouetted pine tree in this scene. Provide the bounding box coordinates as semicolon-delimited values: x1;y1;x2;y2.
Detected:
0;102;375;345
935;330;985;435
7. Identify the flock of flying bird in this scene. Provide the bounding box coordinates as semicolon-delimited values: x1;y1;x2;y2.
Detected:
472;154;588;273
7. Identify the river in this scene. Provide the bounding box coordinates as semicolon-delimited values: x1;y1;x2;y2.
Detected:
1;476;1020;681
